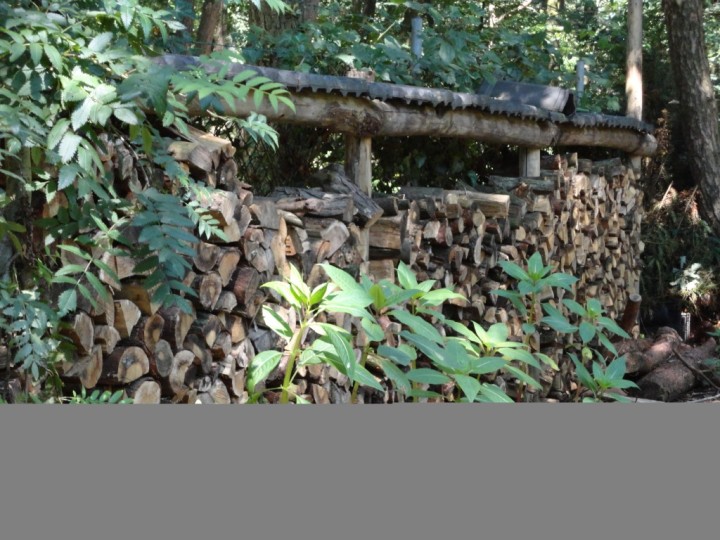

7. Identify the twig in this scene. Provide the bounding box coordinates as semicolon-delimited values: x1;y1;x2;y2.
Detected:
671;345;720;392
686;393;720;403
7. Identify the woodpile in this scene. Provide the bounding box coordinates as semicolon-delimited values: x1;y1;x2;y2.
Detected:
43;127;648;404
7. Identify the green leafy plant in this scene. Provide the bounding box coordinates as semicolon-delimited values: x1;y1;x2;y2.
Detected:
247;260;532;404
569;353;638;403
492;251;578;400
66;387;132;404
246;262;383;404
493;251;637;402
0;0;295;393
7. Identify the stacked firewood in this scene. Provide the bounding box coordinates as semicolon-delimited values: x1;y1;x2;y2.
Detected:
47;127;647;404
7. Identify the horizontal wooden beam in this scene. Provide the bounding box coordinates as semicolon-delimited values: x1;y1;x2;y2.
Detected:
184;90;657;157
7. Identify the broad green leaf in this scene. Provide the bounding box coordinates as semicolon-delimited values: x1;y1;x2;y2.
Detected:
570;354;597;392
320;263;372;304
377;344;414;367
57;289;77;316
324;325;356;380
308;282;329;308
369;283;386;311
504;365;543;390
262;281;302;309
599;316;630;339
53;264;87;277
586;298;603;317
261;305;293;340
420;288;467;307
59;132;82;163
58;164;80;190
501;348;540;369
526;252;545;280
246;350;282;392
579;321;596;343
400;331;447;368
541;314;577;334
605;356;628;382
29;42;42;65
534;352;559;370
562;299;587;317
361;317;385;342
47;119;70;151
438;41;456;64
88;32;114;53
86;272;111;303
407;389;442;400
478;383;514;403
469;356;507;375
406;368;451;385
540;272;578;291
391;310;443;344
71;98;93;130
43;44;63;71
378;358;411;394
498;260;530;282
396;261;417;290
597;331;618;357
113;107;139;125
385;288;423;308
453;374;481;402
344;359;384;392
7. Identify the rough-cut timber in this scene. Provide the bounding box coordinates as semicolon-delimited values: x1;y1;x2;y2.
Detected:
153;55;657;156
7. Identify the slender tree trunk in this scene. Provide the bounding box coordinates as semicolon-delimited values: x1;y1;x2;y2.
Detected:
626;0;643;171
197;0;224;55
663;0;720;234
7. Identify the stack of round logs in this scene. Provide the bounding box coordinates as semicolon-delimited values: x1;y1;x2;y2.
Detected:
50;128;648;403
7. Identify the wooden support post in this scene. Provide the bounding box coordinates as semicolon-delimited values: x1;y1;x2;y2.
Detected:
345;135;373;264
519;147;541;178
345;135;373;196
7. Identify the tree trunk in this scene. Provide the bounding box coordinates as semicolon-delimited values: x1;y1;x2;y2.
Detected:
197;0;224;55
663;0;720;235
626;0;643;172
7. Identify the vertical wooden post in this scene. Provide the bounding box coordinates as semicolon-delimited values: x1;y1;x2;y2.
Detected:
626;0;643;174
519;146;541;402
345;135;373;265
344;135;373;196
519;147;541;178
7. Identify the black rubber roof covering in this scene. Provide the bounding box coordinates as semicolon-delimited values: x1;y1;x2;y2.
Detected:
156;54;654;134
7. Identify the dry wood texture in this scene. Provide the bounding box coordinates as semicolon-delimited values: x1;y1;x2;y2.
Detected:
51;127;647;403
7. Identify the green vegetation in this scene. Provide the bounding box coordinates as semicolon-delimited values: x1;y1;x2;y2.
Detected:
2;0;720;402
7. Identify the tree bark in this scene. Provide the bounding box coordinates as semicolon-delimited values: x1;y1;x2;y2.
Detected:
196;0;224;55
663;0;720;235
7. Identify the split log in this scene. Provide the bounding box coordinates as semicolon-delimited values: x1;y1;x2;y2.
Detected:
310;164;383;226
194;241;221;273
168;350;195;397
99;346;150;385
61;311;94;356
63;345;103;389
152;339;175;378
192;272;223;310
114;281;161;316
125;377;162;404
114;299;142;339
94;325;121;355
159;305;196;350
